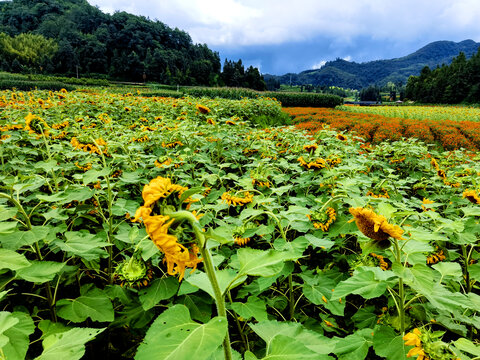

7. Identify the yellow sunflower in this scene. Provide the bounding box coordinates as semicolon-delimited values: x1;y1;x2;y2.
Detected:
463;189;480;204
349;207;404;247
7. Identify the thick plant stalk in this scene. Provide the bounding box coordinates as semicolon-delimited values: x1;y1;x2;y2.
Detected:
170;211;233;360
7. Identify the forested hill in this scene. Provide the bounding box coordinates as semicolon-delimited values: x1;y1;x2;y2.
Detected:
264;40;480;89
0;0;225;85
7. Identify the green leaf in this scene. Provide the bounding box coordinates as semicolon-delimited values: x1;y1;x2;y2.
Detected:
186;269;247;297
35;327;105;360
54;231;109;261
56;286;114;323
34;160;59;172
0;249;30;271
373;325;407;360
1;312;35;360
302;234;335;250
0;226;50;250
262;335;323;359
0;208;17;221
469;263;480;282
432;262;463;282
0;221;17;234
0;312;19;348
134;305;227;360
16;261;65;283
454;338;480;357
82;168;110;185
250;319;337;356
237;248;300;277
231;296;268;322
461;206;480;217
138;277;179;311
334;330;373;360
331;268;394;301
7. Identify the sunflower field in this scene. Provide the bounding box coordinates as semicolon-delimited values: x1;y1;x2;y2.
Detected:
1;89;480;360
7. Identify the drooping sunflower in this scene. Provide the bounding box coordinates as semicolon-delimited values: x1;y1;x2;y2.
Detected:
463;189;480;204
196;104;210;114
132;177;202;281
142;215;202;281
24;112;50;137
349;207;404;248
221;191;254;206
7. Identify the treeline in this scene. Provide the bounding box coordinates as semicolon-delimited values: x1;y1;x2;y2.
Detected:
406;49;480;103
0;0;265;90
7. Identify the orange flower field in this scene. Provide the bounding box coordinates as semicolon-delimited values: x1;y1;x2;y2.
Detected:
285;106;480;151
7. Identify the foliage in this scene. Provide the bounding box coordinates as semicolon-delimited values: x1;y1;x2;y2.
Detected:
406;48;480;104
265;40;480;90
0;89;479;359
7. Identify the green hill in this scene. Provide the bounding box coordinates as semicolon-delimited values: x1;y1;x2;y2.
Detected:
265;40;480;89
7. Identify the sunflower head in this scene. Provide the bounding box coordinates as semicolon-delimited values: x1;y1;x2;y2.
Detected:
349;207;404;249
463;189;480;204
196;104;211;114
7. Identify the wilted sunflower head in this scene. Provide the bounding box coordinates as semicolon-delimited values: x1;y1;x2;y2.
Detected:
196;104;210;114
349;207;404;249
463;189;480;204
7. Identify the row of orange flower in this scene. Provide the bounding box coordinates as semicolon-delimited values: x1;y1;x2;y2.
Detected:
285;107;480;151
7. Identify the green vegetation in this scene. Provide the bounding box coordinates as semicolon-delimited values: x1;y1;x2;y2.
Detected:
1;89;479;359
406;49;480;103
265;40;480;90
0;0;265;90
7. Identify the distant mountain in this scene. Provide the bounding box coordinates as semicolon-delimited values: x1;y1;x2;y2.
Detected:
264;40;480;89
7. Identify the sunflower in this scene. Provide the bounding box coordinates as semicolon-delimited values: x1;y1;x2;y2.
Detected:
336;133;347;141
140;176;188;209
463;189;480;204
303;143;318;153
132;177;203;281
221;191;254;206
403;328;428;360
24;112;50;137
196;104;210;114
308;207;336;231
421;198;435;211
349;207;404;248
143;215;202;281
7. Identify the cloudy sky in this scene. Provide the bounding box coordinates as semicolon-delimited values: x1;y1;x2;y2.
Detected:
86;0;480;75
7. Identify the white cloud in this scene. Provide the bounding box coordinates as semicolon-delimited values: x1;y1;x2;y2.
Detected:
87;0;480;47
312;60;326;69
343;56;352;62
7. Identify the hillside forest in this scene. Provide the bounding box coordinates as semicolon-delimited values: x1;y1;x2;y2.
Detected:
0;0;266;90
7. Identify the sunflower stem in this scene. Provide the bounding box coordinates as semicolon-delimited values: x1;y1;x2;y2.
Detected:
169;210;232;360
392;238;405;335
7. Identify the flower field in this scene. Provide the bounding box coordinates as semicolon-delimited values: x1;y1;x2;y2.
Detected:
1;90;480;359
287;106;480;151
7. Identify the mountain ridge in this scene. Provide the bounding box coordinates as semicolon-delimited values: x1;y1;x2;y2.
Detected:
264;40;480;89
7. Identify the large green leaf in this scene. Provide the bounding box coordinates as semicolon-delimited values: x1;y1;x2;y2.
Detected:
331;268;395;301
250;320;336;356
16;261;65;283
56;286;114;323
372;325;407;360
134;305;227;360
231;296;268;322
333;329;373;360
454;338;480;357
0;249;30;271
35;327;105;360
186;269;247;298
1;312;35;360
138;277;179;311
54;231;109;261
0;312;19;348
262;335;325;359
237;248;300;277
